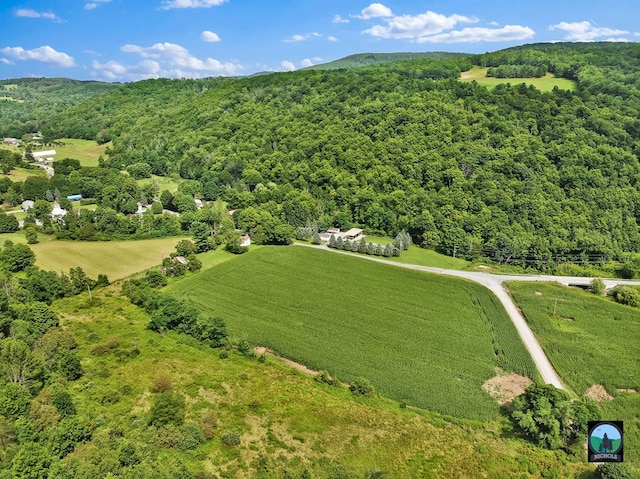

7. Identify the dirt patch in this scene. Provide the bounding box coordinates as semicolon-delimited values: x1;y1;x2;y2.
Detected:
482;370;532;406
255;347;319;376
535;291;543;296
585;384;614;402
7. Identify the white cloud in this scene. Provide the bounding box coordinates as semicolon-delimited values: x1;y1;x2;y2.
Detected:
300;57;323;68
85;0;111;10
285;32;322;43
108;41;242;80
364;11;477;40
280;60;296;71
161;0;226;9
333;14;349;24
550;21;628;41
356;3;393;20
417;25;535;44
92;59;161;81
1;58;14;65
14;8;61;21
359;7;534;44
0;46;75;67
328;36;338;42
488;21;498;26
201;30;221;42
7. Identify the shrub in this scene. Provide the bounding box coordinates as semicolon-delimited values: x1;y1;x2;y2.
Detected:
593;463;636;479
588;278;606;296
609;285;640;307
221;431;241;447
58;350;83;381
148;391;185;427
152;375;173;393
178;423;206;451
349;377;374;397
201;412;217;439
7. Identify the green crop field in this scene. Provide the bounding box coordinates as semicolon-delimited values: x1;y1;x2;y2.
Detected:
31;236;187;279
461;67;577;92
54;138;108;166
508;282;640;466
167;246;535;420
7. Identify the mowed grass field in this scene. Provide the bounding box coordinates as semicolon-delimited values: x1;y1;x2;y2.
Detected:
31;236;187;279
461;67;577;92
54;138;108;166
167;246;535;420
508;282;640;466
137;174;181;193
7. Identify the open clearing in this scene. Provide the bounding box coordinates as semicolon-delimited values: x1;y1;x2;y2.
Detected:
54;138;108;167
137;174;181;193
461;67;577;92
1;166;46;182
31;236;186;279
167;246;535;420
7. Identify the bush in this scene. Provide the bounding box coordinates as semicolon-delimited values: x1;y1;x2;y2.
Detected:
221;431;241;447
588;277;606;296
609;285;640;307
178;423;206;451
152;375;173;393
593;463;636;479
225;241;248;254
349;377;374;397
201;412;218;439
148;391;185;427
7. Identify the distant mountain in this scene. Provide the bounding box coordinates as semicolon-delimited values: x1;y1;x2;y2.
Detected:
307;51;470;70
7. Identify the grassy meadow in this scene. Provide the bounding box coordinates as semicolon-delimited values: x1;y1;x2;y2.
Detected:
460;67;577;92
31;236;187;279
508;282;640;466
137;174;181;194
167;246;535;420
50;291;591;478
53;138;108;166
1;165;46;182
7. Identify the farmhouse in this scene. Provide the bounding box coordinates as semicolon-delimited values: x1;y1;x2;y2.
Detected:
31;150;56;163
3;138;19;146
320;227;365;242
342;228;364;241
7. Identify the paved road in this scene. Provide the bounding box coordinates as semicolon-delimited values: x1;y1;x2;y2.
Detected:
296;243;640;389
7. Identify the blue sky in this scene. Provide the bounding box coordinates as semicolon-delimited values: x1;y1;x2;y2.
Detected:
1;0;638;82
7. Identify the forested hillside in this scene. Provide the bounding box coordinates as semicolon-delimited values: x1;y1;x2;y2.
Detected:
43;42;640;267
0;78;118;139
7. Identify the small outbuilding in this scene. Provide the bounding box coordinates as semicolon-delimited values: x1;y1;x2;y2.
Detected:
66;194;83;202
21;200;34;211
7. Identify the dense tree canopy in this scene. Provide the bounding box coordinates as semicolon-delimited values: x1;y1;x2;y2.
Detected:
36;43;640;267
